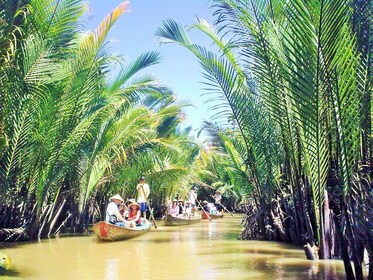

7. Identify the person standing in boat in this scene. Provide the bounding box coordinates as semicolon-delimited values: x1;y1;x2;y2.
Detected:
106;194;127;226
188;187;198;215
213;190;223;212
127;202;142;227
136;176;150;218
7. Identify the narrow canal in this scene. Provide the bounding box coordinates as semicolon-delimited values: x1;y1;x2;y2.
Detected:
1;216;346;279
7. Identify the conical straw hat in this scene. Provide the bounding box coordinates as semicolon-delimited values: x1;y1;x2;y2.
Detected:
109;194;124;202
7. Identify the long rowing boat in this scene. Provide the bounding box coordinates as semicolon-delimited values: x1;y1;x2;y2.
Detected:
202;212;224;219
92;220;151;241
163;214;202;226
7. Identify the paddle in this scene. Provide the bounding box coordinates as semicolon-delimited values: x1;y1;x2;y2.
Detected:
218;202;235;217
140;185;157;228
196;199;211;221
210;196;235;217
147;202;158;229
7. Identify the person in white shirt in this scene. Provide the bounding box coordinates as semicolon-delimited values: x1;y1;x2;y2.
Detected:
168;199;180;217
136;176;150;218
213;190;222;211
188;187;198;215
105;194;126;226
208;203;217;214
213;190;222;204
184;201;192;216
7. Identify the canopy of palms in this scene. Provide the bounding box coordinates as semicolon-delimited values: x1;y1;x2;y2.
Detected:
156;0;371;279
0;0;371;279
0;0;200;240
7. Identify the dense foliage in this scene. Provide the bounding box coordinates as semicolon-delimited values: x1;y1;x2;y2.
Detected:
1;0;372;279
0;0;199;240
156;0;372;279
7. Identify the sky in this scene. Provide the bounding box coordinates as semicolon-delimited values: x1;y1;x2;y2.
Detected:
86;0;218;139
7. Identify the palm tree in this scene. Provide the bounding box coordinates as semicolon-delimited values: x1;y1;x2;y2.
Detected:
156;0;371;278
0;0;202;240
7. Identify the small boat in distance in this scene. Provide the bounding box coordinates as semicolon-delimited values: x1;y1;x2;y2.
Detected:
92;220;151;241
164;214;202;226
202;212;224;219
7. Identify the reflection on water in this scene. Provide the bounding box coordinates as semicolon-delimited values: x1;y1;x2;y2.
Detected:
1;216;346;280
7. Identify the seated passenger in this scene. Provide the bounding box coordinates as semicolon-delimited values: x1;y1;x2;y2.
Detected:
106;194;126;226
127;202;142;227
118;203;128;218
208;203;218;215
126;198;135;207
202;200;210;213
168;199;180;217
184;201;192;216
178;199;185;215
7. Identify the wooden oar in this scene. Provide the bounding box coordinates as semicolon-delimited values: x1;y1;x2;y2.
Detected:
147;203;157;228
218;202;235;217
196;199;211;221
210;195;235;217
140;185;157;228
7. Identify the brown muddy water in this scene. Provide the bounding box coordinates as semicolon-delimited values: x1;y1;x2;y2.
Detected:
1;215;346;280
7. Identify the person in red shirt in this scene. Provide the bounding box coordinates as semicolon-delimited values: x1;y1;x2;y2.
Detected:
127;202;142;227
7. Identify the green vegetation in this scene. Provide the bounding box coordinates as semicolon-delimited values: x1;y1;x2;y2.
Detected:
156;0;372;279
0;0;371;279
0;0;199;240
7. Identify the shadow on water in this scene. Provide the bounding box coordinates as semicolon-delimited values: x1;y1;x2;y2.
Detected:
0;215;346;280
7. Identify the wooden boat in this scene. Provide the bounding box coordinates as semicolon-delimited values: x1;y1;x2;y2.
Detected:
202;212;224;219
92;220;151;241
163;214;201;226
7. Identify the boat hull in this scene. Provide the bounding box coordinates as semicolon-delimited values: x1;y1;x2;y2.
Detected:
164;214;201;226
92;221;151;241
202;212;224;219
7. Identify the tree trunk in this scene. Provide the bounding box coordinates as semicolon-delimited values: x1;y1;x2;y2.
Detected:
48;199;66;236
334;214;356;280
282;197;298;244
332;211;340;258
295;179;308;243
353;255;365;280
270;209;286;241
54;213;71;235
343;204;364;280
367;237;373;280
302;177;315;246
352;242;365;280
304;242;317;260
322;189;331;259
